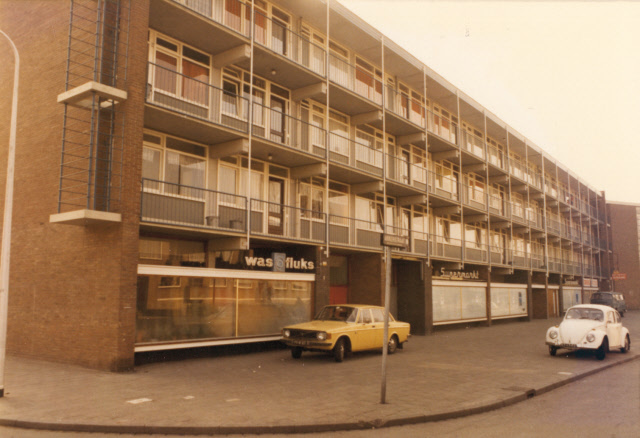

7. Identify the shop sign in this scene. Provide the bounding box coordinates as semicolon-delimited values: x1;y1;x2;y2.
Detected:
243;253;315;271
563;276;580;286
612;271;627;281
584;278;591;287
438;267;480;280
381;233;409;249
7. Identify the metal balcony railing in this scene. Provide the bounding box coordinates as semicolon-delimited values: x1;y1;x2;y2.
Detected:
462;183;487;210
487;145;507;171
328;132;383;177
147;62;250;133
384;85;426;127
430;169;460;201
249;199;326;243
460;130;485;160
329;54;382;105
385;153;428;191
488;193;510;218
489;245;511;266
510;159;527;182
170;0;251;37
251;102;326;159
547;256;562;272
328;215;384;250
253;10;326;76
426;109;458;145
429;234;463;260
465;240;489;263
141;178;248;232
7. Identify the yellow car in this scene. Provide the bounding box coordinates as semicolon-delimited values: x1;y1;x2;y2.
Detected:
281;304;411;362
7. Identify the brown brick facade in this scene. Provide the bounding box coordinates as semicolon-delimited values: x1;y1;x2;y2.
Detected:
608;203;640;309
0;0;150;370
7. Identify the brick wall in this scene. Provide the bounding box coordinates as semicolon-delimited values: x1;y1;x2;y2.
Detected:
609;203;640;309
0;0;150;370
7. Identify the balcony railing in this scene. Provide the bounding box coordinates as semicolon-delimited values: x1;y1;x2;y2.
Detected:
385;225;429;256
547;256;562;272
511;202;526;224
385;153;428;191
328;132;383;177
329;54;382;105
251;102;326;159
465;240;489;263
462;183;487;210
430;170;460;201
426;109;458;145
254;10;326;76
544;179;558;198
460;130;485;160
546;215;561;235
510;159;527;181
489;245;511;266
249;199;326;243
429;234;463;260
147;62;249;133
384;85;426;128
488;192;510;218
487;145;506;172
171;0;251;38
141;179;248;232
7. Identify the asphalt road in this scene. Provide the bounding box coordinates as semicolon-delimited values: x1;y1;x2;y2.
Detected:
2;358;638;438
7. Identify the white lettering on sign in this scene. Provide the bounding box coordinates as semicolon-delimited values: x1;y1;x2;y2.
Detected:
244;256;314;270
439;267;480;280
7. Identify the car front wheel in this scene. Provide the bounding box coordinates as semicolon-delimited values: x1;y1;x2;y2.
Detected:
333;338;346;362
596;338;608;360
291;347;303;359
549;346;557;356
388;335;398;354
621;335;630;353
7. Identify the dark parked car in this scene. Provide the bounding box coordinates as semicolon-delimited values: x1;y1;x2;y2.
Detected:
590;292;626;316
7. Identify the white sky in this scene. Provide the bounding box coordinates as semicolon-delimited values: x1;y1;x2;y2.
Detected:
339;0;640;204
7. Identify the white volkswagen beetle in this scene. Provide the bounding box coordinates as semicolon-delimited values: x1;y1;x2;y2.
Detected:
546;304;630;360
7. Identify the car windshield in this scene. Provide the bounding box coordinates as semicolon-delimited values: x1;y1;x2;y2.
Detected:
565;308;604;321
315;306;358;322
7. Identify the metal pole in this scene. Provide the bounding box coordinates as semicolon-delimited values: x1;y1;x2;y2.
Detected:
380;245;391;404
0;29;20;398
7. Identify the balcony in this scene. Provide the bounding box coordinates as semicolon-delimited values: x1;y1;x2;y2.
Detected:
490;246;511;266
427;109;458;147
461;183;487;212
141;179;248;232
383;84;426;135
328;132;383;180
328;54;382;114
249;199;326;244
487;145;507;173
460;130;485;161
385;153;428;194
429;234;463;260
548;256;562;273
546;215;561;235
488;193;510;219
250;101;327;164
429;170;460;204
509;159;527;182
465;241;489;263
146;63;249;143
510;202;527;225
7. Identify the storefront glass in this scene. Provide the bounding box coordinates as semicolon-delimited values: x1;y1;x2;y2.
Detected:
433;284;486;323
136;274;312;344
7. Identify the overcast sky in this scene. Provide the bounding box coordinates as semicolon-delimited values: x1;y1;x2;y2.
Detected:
339;0;640;204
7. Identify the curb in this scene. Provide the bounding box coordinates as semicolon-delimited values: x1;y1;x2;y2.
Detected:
1;354;637;435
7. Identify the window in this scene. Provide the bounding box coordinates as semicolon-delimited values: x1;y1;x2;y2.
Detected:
219;157;265;207
299;178;324;220
329;110;349;156
150;32;210;106
142;131;206;197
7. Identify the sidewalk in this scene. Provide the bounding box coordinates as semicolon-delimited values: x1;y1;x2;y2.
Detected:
1;312;638;435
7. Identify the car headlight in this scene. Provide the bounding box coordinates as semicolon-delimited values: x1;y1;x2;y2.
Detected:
586;332;596;343
316;332;327;341
549;330;558;340
282;329;290;338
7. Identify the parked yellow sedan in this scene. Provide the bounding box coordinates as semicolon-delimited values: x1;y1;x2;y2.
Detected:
281;304;410;362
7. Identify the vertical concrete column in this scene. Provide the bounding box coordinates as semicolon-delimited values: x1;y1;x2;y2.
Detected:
485;269;492;327
425;262;433;335
558;283;564;316
527;271;533;321
314;247;330;312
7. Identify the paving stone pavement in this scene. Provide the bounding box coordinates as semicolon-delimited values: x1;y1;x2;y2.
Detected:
0;312;638;435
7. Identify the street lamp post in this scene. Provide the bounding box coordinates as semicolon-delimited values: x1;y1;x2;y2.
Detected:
0;29;20;398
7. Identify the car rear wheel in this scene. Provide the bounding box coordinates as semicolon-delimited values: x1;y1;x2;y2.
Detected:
596;338;608;360
388;335;398;354
549;346;557;356
620;335;630;353
291;347;303;359
333;338;346;362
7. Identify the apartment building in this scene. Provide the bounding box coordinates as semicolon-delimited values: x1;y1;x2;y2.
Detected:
607;202;640;309
0;0;613;371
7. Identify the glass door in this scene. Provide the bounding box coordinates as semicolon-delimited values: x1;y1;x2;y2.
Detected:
268;177;285;235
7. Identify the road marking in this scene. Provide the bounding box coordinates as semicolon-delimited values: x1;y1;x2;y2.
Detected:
126;398;152;404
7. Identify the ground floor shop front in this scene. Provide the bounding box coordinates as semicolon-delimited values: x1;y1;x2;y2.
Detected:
134;241;605;352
